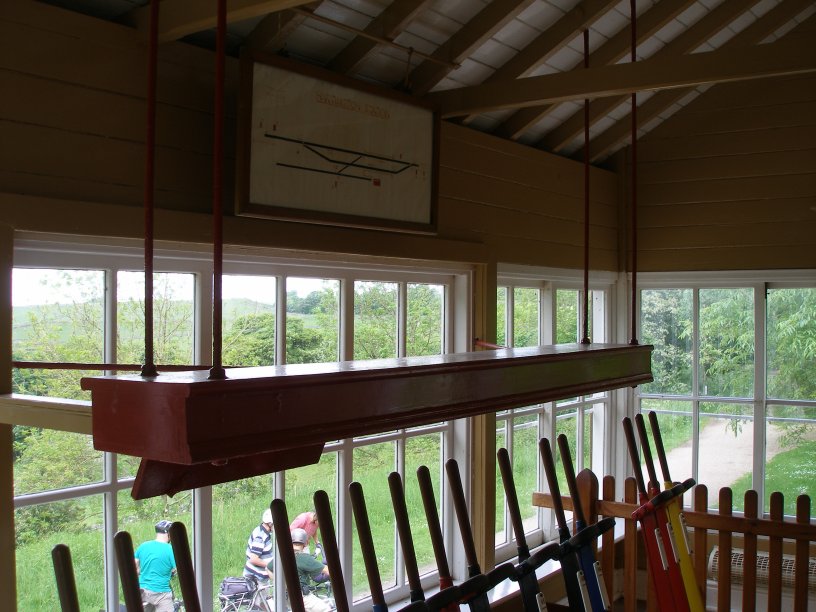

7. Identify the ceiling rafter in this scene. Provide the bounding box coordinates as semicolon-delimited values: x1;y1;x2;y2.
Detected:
425;36;816;117
585;0;816;162
325;0;431;75
542;0;759;154
127;0;314;43
246;4;317;54
460;0;620;126
496;0;695;140
408;0;535;96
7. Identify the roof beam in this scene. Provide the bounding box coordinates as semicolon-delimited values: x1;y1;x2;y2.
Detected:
408;0;535;96
128;0;315;43
326;0;431;75
585;0;816;162
495;0;695;140
425;36;816;117
541;0;759;153
461;0;619;125
246;6;313;54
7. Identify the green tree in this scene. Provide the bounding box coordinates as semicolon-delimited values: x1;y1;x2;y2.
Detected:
354;282;397;360
223;312;276;366
407;284;443;357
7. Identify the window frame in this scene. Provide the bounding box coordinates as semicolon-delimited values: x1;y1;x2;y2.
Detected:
495;266;619;563
635;270;816;516
8;233;474;611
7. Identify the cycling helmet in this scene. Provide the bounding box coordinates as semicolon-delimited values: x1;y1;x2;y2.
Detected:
262;508;273;524
155;520;173;534
291;528;309;545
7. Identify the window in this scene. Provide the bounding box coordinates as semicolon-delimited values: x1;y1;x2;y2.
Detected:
8;237;470;611
494;273;613;562
638;278;816;516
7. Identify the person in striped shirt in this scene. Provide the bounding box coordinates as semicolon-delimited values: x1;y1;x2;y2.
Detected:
243;508;274;583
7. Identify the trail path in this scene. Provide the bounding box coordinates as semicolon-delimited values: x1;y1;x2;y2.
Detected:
659;420;784;493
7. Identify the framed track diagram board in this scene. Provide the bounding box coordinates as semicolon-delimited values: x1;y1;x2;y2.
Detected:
236;52;438;233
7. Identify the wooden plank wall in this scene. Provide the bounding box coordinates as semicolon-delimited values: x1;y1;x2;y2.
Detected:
0;0;617;271
439;123;619;270
633;40;816;271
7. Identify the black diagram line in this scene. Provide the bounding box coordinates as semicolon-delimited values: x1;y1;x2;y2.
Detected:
276;162;371;181
264;132;418;175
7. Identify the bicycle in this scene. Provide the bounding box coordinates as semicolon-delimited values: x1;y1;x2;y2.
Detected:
218;575;273;612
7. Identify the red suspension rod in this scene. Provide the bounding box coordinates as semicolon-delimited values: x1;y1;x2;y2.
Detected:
629;0;639;346
141;0;159;378
581;28;591;345
209;0;227;380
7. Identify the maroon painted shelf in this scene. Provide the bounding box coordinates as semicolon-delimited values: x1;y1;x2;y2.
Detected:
81;343;652;497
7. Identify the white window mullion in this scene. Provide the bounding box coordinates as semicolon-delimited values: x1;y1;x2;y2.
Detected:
340;278;354;361
398;282;407;358
506;286;515;347
691;289;700;482
194;487;213;611
753;284;768;512
277;276;287;365
338;442;354;602
103;453;118;612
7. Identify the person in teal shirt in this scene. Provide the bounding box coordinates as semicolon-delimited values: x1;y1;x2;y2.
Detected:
135;520;177;612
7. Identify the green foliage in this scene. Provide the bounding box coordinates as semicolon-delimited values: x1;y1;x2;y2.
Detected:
640;289;692;395
223;312;276;366
699;289;754;397
767;288;816;400
513;288;539;347
729;441;816;516
496;287;507;346
406;284;443;357
354;282;397;359
556;290;578;344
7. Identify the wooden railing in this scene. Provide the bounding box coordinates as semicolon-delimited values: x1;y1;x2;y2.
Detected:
533;471;816;611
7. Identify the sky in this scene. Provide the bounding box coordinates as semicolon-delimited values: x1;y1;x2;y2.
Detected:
12;268;330;307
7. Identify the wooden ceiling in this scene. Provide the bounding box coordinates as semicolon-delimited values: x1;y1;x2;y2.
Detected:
41;0;816;165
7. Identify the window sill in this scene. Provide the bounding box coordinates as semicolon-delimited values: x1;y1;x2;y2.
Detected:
0;393;91;434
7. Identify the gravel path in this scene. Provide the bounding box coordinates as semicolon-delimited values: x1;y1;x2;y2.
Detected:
659;420;784;494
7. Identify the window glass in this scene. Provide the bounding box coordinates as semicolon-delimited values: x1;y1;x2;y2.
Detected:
699;288;754;397
406;283;444;357
285;452;337;554
12;268;104;400
640;400;693;496
211;474;275;600
223;274;276;366
287;277;340;364
512;414;539;532
16;499;105;611
354;281;397;360
117;271;195;366
554;406;579;491
513;288;539;347
495;419;507;545
640;289;692;395
118;489;192;604
13;429;103;495
404;432;443;577
496;287;507;347
352;440;397;599
697;403;753;506
767;288;816;401
556;289;578;343
762;405;816;516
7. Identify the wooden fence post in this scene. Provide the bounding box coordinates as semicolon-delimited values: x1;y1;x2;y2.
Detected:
742;489;758;612
693;484;708;608
717;487;733;612
624;476;638;612
602;475;616;606
794;494;811;612
768;491;784;612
